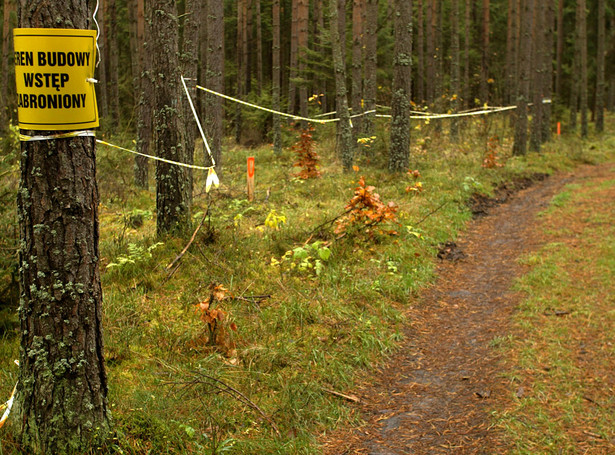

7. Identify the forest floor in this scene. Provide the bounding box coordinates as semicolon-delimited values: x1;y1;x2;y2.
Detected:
320;162;615;454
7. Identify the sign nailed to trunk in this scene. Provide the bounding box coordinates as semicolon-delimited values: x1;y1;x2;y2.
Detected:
13;28;99;130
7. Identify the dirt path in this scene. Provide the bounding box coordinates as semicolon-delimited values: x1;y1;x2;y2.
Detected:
322;166;603;455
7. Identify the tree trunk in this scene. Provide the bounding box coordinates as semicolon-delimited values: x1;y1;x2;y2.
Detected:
450;0;460;140
555;0;563;99
578;0;588;137
362;0;378;137
255;0;263;96
288;0;299;114
97;0;108;119
416;0;424;104
463;0;471;107
134;0;150;189
15;1;111;453
329;0;353;171
351;0;364;138
272;0;282;154
105;0;120;127
312;0;327;112
1;0;16;131
435;0;443;113
389;0;412;172
480;0;490;104
530;0;544;152
247;0;255;95
297;0;309;122
505;0;516;104
595;0;605;133
569;6;580;132
180;0;200;206
206;0;224;166
541;0;554;143
151;0;191;235
513;0;533;156
425;0;434;104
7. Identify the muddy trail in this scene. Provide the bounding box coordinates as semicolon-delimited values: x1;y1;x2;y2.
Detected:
322;166;603;455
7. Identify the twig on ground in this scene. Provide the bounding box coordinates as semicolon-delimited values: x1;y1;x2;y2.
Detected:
323;388;361;403
168;372;281;437
166;198;212;273
416;201;449;226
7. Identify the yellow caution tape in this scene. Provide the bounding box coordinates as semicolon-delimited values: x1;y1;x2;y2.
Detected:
181;76;216;167
197;84;340;125
0;361;18;429
19;130;96;141
96;139;215;171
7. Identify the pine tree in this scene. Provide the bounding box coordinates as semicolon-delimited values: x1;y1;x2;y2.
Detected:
272;0;282;154
151;0;191;234
389;0;412;172
450;0;461;140
206;0;224;166
513;0;533;156
329;0;354;171
578;0;588;137
135;0;152;189
15;1;111;452
595;0;605;133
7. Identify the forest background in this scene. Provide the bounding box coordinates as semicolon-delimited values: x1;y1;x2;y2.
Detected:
1;0;614;454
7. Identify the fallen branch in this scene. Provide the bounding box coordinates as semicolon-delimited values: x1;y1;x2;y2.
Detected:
322;388;360;403
169;372;281;437
166;199;212;273
415;200;449;226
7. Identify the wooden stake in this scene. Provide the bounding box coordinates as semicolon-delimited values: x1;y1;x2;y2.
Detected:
247;156;255;201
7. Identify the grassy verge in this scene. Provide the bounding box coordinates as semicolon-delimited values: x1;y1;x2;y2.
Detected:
493;163;615;453
1;114;614;454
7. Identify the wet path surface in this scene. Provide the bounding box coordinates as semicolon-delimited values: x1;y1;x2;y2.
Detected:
323;169;581;454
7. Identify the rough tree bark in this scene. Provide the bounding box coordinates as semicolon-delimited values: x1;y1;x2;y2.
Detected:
104;0;120;127
329;0;353;171
513;0;533;156
595;0;605;133
480;0;490;104
288;0;299;114
416;0;424;104
389;0;412;172
351;0;364;138
180;0;201;205
297;0;309;122
425;0;434;104
15;1;111;453
463;0;471;107
555;0;563;99
134;0;150;189
362;0;378;137
255;0;263;96
506;0;517;104
530;0;544;152
578;0;588;137
450;0;460;140
151;0;191;235
206;0;224;166
1;0;16;131
272;0;282;155
541;0;554;143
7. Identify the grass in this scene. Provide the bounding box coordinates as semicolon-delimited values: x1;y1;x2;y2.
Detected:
1;113;615;454
492;162;615;453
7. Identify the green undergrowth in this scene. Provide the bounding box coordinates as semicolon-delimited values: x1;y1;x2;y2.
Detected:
492;162;615;453
1;114;615;454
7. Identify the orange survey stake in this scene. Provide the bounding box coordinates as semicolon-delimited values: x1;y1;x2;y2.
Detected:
247;156;255;201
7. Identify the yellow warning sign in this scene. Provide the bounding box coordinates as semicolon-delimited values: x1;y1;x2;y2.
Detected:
13;28;99;131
